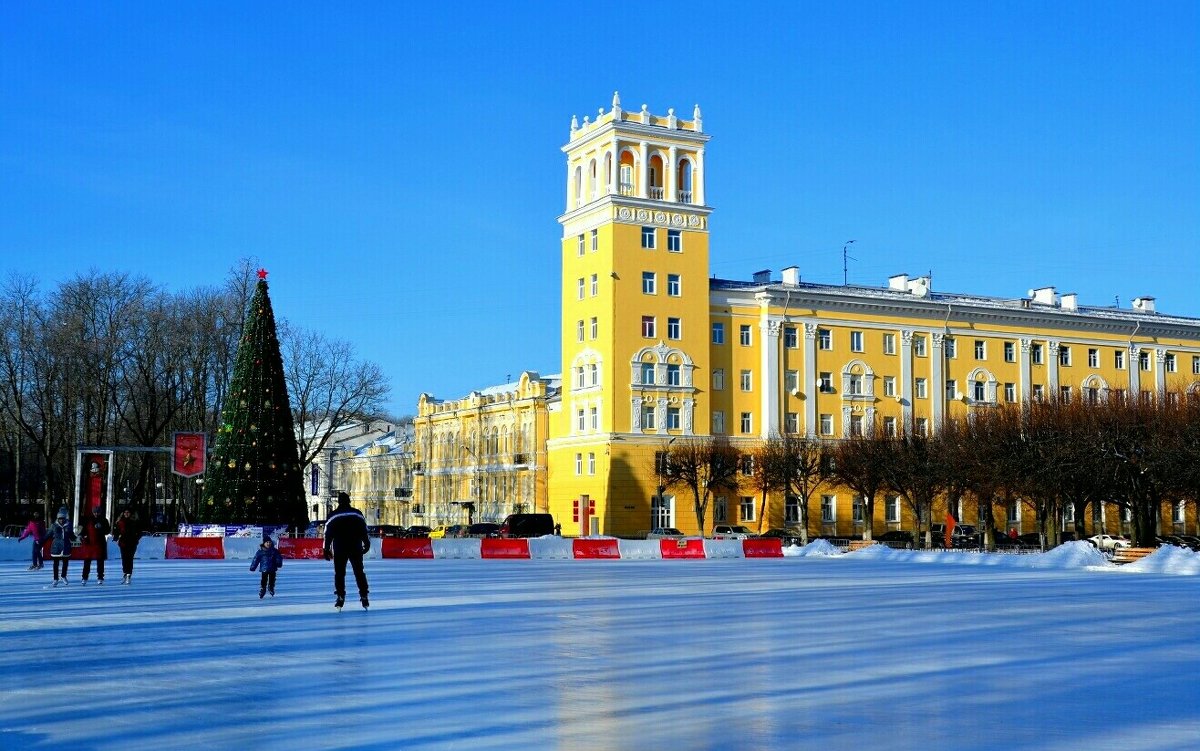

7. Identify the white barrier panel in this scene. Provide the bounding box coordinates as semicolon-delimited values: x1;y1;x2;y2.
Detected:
703;539;745;559
432;538;482;559
617;540;663;560
528;536;574;560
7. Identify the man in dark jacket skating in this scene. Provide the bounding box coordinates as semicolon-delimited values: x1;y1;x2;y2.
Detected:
323;492;370;610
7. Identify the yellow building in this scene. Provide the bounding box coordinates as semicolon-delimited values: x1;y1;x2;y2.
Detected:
419;93;1200;540
412;372;556;527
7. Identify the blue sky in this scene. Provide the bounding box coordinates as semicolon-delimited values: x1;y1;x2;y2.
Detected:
2;1;1196;416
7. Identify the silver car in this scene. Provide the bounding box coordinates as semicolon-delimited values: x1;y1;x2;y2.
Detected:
646;527;685;539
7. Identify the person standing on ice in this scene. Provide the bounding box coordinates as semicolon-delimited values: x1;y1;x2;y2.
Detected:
323;492;370;610
48;507;76;587
111;507;142;584
18;509;45;570
79;505;111;585
249;536;283;598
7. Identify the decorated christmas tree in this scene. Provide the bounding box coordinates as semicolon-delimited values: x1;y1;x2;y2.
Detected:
199;269;307;530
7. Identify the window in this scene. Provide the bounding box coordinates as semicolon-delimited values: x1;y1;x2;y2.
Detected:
740;455;754;475
667;229;682;252
883;376;896;397
588;452;596;475
1115;349;1125;369
590;317;598;339
667;274;681;296
849;414;863;436
1112;388;1126;402
1088;348;1099;368
1006;502;1018;525
785;370;799;392
944;337;957;358
883;416;896;436
1085;386;1099;404
850;331;864;352
847;374;863;395
1064;504;1075;524
1032;384;1044;401
666;364;681;386
819;414;833;435
712;368;724;391
1139;351;1150;371
785;412;799;433
712;323;725;345
784;327;798;348
852;496;864;524
914;417;928;436
1174;501;1186;524
973;380;986;401
915;378;927;399
946;380;958;400
975;340;986;360
1004;341;1015;362
667;407;680;429
1031;343;1043;364
740;497;755;522
740;370;752;391
818;372;833;393
590;406;599;429
1194;356;1200;375
1059;346;1071;366
714;496;728;523
575;453;582;475
667;317;681;340
886;495;901;524
590;228;598;252
590;274;598;296
640;362;655;385
818;328;832;350
883;333;896;355
821;495;835;523
712;410;725;434
642;272;656;295
913;335;926;357
577;320;584;342
1004;383;1016;402
785;496;800;524
740;412;752;434
577;277;585;300
739;325;752;346
642;404;656;429
589;363;598;385
1060;385;1071;403
641;316;655;338
577;234;585;257
575;367;585;389
1166;353;1176;373
641;226;655;249
577;409;586;431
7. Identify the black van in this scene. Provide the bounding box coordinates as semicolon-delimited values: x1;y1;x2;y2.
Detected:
498;513;555;538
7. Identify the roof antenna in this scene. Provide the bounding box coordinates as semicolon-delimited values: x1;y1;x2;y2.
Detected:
842;240;856;285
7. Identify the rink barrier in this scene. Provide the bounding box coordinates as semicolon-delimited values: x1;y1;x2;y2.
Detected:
742;538;785;558
278;538;325;560
382;538;435;559
481;538;531;559
660;538;707;559
573;538;622;559
165;536;225;559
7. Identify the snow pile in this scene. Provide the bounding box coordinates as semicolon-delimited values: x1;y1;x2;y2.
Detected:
785;538;842;557
1122;545;1200;575
1030;540;1111;569
843;539;1116;571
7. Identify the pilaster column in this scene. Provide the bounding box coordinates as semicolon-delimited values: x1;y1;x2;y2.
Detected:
758;293;781;438
694;148;705;205
1129;345;1141;395
1047;341;1060;392
1155;348;1167;394
1019;338;1032;402
931;333;945;430
803;322;819;436
638;141;649;199
667;145;678;202
900;330;914;426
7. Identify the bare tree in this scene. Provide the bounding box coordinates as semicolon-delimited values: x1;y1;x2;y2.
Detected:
826;430;892;541
752;432;826;544
661;436;741;536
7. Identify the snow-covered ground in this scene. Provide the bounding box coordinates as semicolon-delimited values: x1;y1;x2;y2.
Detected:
2;541;1198;751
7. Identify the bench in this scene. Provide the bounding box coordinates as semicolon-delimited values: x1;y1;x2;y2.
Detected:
848;540;879;551
1111;547;1156;565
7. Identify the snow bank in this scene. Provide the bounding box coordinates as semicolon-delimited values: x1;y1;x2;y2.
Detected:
843;539;1116;571
784;539;842;558
1122;545;1200;575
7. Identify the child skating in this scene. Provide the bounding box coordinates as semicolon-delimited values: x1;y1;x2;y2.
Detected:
249;537;283;598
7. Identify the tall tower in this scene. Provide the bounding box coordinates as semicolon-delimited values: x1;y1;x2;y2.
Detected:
548;93;712;535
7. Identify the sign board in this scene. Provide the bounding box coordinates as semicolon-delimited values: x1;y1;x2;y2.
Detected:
172;432;207;478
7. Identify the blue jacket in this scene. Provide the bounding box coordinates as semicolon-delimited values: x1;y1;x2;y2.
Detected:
48;519;75;558
250;544;283;573
323;506;370;557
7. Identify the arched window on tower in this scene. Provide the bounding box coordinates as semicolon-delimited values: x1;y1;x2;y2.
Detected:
648;154;665;200
677;159;694;204
604;152;614;195
619;150;636;196
573;166;582;208
588;159;598;201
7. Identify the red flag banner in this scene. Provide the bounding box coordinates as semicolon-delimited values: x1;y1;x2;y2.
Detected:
945;513;957;549
173;432;207;478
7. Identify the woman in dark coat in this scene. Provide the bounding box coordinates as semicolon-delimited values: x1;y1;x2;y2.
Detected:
48;508;75;587
111;508;142;585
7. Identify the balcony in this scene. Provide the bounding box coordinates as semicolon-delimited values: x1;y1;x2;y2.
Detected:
648;186;664;200
678;190;692;204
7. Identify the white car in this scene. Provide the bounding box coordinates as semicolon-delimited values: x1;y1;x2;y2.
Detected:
646;527;685;539
711;525;755;540
1088;534;1132;551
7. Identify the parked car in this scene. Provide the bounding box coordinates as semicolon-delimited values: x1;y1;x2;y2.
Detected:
759;528;804;546
711;525;755;540
366;524;406;538
498;513;556;538
467;522;501;538
444;524;471;538
1088;534;1132;551
646;527;685;539
875;530;914;548
405;525;431;538
429;526;451;539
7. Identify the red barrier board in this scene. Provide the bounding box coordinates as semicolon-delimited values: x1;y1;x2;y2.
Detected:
660;538;707;559
742;538;784;558
278;537;325;559
481;538;531;559
382;538;434;559
165;536;225;559
572;538;621;559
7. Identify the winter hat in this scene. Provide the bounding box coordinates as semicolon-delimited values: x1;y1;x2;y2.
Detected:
261;536;274;546
56;506;68;520
336;492;351;507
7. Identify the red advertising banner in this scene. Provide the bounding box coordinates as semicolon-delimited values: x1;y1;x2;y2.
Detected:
173;432;207;478
741;538;784;558
660;538;707;559
278;538;326;559
382;538;435;559
165;536;225;559
572;538;621;559
480;538;531;559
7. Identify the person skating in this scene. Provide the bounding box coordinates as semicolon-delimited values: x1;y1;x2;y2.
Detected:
249;537;283;598
47;508;75;587
323;492;370;610
111;508;143;584
79;505;111;585
18;510;45;570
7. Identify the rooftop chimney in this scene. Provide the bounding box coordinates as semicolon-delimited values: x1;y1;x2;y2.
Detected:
752;269;772;284
907;276;930;297
1132;296;1156;313
781;266;800;286
1029;286;1058;306
1060;292;1078;311
888;273;909;291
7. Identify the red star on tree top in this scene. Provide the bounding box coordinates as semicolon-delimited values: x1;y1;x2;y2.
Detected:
257;268;268;280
